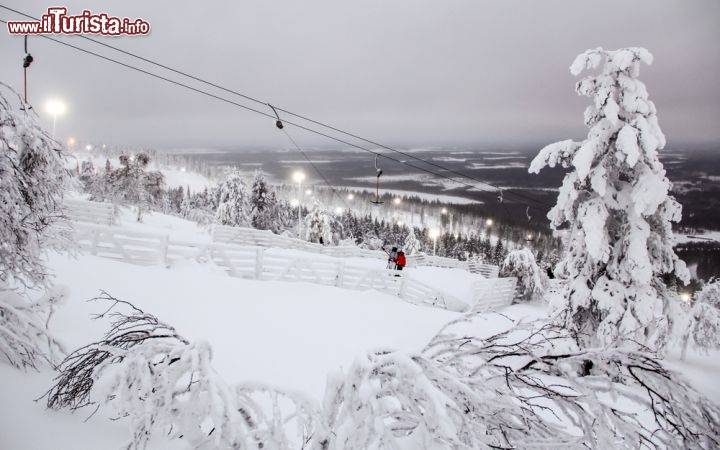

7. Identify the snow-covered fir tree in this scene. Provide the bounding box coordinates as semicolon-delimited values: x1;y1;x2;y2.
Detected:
500;248;549;302
215;169;250;227
303;199;333;245
676;279;720;358
403;227;422;255
105;153;164;222
529;47;689;350
250;169;275;230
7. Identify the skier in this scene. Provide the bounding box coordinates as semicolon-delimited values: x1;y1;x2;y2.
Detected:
396;250;406;271
383;246;398;269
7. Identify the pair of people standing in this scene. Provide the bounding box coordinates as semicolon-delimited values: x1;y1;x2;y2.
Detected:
384;246;406;271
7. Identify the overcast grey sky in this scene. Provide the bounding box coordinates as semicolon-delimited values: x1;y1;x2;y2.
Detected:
1;0;718;150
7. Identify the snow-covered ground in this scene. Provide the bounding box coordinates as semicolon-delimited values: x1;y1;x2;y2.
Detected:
0;250;462;449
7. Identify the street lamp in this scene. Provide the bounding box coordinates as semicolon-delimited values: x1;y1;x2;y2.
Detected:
45;99;66;139
441;207;448;215
393;197;401;205
347;193;354;201
485;218;493;227
292;171;305;237
429;228;440;256
335;207;343;215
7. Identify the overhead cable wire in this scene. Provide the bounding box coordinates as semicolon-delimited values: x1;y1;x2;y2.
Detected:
0;7;552;211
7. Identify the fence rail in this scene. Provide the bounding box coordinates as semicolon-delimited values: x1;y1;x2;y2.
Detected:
213;225;501;277
64;198;115;226
72;223;481;312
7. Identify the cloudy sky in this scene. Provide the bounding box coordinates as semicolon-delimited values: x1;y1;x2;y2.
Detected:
1;0;718;150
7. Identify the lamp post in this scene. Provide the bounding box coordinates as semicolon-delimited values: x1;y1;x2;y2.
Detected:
430;228;440;256
292;171;305;237
45;99;66;139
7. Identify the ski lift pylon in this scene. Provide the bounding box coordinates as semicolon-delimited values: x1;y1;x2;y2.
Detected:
370;154;384;205
525;205;535;242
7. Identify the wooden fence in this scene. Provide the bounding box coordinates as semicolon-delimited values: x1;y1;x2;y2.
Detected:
64;198;115;226
471;277;518;312
213;225;501;277
72;223;471;311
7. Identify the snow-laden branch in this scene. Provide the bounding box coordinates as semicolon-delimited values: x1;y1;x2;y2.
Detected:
0;285;66;369
45;293;328;450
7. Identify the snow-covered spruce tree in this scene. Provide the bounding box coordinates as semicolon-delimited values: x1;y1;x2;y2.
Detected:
500;248;549;302
107;153;164;222
676;279;720;358
215;169;250;227
403;227;422;255
529;47;689;350
250;169;275;230
303;199;333;245
0;82;69;368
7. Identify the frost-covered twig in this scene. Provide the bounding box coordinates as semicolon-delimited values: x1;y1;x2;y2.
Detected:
45;293;328;450
0;285;65;369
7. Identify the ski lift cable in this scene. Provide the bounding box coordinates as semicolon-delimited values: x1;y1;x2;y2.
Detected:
0;15;548;216
276;119;350;210
1;24;500;199
0;5;553;211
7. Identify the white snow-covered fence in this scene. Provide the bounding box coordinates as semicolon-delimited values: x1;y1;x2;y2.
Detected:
71;223;468;311
73;223;167;265
471;277;518;311
64;198;115;225
212;225;385;260
467;261;500;279
213;225;491;274
406;253;470;270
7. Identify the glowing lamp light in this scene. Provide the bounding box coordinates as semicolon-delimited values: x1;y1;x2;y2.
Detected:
680;292;691;303
441;207;448;214
67;136;76;146
180;167;187;172
397;221;404;227
393;197;401;205
335;207;343;214
85;144;92;151
485;218;494;226
429;228;441;239
292;171;306;183
290;199;299;207
347;193;354;200
45;99;66;116
305;189;312;196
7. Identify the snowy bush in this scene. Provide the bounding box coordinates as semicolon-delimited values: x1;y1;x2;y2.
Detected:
421;315;720;449
0;285;65;369
499;248;548;302
215;169;251;227
0;82;70;288
303;200;333;245
46;293;328;450
529;47;689;350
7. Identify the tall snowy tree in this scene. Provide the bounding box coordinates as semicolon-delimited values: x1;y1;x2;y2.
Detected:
250;170;275;230
303;200;333;245
529;47;689;350
215;169;250;227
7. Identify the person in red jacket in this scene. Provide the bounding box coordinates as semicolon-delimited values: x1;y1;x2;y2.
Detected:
396;250;406;271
